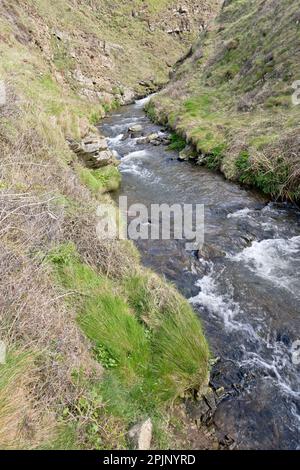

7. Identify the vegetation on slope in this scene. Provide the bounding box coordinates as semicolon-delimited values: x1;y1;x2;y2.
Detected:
0;0;214;449
48;243;209;449
149;0;300;201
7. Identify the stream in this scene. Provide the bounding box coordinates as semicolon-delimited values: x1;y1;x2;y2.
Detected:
101;97;300;450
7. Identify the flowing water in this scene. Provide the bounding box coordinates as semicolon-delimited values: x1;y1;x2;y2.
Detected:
101;97;300;450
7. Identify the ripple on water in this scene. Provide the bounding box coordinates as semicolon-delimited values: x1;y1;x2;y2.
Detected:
230;236;300;299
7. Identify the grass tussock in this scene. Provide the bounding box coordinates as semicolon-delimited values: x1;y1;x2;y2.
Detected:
77;166;121;195
49;243;209;448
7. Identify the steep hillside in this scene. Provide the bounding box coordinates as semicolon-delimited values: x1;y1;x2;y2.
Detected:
0;0;220;106
0;0;220;450
149;0;300;201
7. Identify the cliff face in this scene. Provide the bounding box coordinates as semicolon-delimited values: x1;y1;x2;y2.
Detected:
150;0;300;201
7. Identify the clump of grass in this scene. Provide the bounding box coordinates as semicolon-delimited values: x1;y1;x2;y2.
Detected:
145;101;158;121
168;132;186;151
235;150;292;198
77;166;121;195
0;349;53;449
49;244;210;447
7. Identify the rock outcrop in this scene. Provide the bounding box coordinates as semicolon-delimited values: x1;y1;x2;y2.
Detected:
67;134;117;169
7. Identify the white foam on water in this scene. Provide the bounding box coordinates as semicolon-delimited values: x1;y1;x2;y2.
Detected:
190;268;256;337
120;161;140;176
120;150;160;182
121;163;159;182
190;266;300;413
109;120;142;132
121;149;150;163
240;351;300;401
109;123;128;132
134;94;156;108
227;207;252;219
230;236;300;297
121;116;141;122
108;133;124;145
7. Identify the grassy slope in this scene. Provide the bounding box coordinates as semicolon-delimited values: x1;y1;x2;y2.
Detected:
0;0;214;449
149;0;300;201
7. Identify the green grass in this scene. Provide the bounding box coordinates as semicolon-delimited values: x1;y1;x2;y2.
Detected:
184;94;213;118
150;0;300;201
41;424;79;450
49;243;210;448
78;166;121;195
167;133;186;151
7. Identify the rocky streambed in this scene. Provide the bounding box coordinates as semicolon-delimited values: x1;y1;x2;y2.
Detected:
101;97;300;450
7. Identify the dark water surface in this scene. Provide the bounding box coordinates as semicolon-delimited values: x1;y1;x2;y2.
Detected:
101;97;300;450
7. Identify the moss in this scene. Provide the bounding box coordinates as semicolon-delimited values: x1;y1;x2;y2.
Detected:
168;132;186;151
78;166;121;195
205;144;226;170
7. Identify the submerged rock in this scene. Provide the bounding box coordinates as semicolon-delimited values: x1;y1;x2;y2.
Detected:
136;132;171;146
197;244;226;261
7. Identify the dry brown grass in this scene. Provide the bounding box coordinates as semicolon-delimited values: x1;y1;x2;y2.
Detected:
0;190;100;445
0;89;104;447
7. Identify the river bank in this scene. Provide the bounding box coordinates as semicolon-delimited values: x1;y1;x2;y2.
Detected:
147;0;300;202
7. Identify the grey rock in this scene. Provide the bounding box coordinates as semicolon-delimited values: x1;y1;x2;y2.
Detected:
67;134;116;169
128;418;152;450
147;132;159;142
120;88;135;105
179;145;195;161
203;388;217;412
129;124;143;134
82;136;108;153
73;69;94;87
197;244;226;261
94;150;115;167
